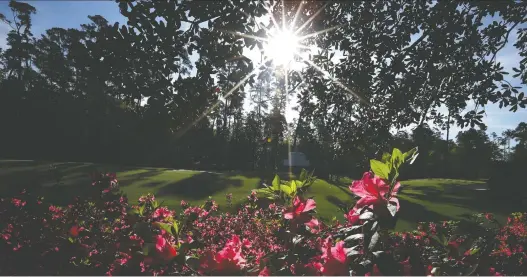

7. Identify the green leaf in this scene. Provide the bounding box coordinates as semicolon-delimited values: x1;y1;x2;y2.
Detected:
128;209;139;215
293;235;304;245
381;152;391;164
431;233;448;246
280;184;293;196
359;211;374;220
346;249;361;257
172;221;179;237
299;169;307;181
272;175;280;190
387;202;397;217
368;231;380;251
344;233;364;241
138;205;145;216
143;243;154;256
470;247;480;255
390;148;404;171
290;180;301;193
370;159;390;179
185;256;200;271
156;222;174;236
68;237;74;243
388;170;399;186
337;225;363;233
403;147;419;164
255;189;276;199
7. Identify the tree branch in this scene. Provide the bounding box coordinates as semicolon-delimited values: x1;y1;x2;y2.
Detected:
400;29;430;57
490;22;520;63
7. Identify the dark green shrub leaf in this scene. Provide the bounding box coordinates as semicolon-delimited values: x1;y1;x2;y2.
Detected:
345;233;364;241
360;211;374;220
387;203;397;217
368;231;380;251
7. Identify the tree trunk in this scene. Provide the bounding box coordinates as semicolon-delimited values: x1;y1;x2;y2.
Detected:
445;110;450;177
292;105;304;151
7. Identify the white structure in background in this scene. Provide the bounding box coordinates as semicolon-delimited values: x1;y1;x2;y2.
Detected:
283;152;310;167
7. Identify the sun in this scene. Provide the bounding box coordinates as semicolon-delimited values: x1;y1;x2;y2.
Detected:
264;29;300;67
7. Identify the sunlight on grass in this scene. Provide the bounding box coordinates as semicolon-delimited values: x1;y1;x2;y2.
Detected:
0;160;510;232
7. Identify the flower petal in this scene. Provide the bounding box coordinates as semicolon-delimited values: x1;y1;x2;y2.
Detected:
390;197;400;211
284;211;294;219
303;198;316;212
305;217;319;229
355;196;379;210
350;180;369;198
391;182;401;195
331;241;347;263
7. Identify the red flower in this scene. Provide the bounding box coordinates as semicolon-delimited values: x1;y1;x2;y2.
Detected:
153;207;174;220
284;196;316;219
138;194;155;204
155;235;177;261
320;237;349;276
366;264;383;276
426;265;433;276
345;208;360;225
485;213;494;221
284;196;319;230
70;226;80;237
258;266;270;276
200;235;246;275
349;172;400;211
11;198;26;207
489;267;503;276
448;240;459;248
400;258;412;276
303;261;323;276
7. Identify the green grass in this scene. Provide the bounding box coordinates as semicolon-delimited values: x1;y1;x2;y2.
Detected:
0;160;520;231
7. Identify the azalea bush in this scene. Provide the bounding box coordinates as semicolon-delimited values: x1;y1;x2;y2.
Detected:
1;147;527;276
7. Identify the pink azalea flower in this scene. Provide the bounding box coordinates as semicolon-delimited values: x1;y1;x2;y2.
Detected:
366;264;383;276
400;258;412;276
70;226;84;237
258;266;270;276
349;172;400;212
284;196;319;230
345;208;360;225
320;237;349;276
11;198;26;207
153;207;173;220
489;267;503;276
155;235;177;261
200;235;246;275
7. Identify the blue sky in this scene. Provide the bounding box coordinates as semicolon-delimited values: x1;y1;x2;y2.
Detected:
0;1;525;142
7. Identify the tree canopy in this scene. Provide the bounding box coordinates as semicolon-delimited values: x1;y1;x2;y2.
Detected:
0;0;526;178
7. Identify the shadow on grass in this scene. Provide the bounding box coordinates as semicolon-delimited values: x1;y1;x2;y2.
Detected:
324;180;355;198
118;169;165;187
140;181;166;188
396;198;451;223
325;195;353;212
402;188;518;214
156;172;243;199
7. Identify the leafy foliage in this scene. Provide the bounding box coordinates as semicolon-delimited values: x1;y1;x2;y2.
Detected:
1;148;527;276
0;0;527;180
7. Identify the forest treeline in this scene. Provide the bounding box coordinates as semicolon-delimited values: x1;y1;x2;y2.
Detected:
0;0;526;180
